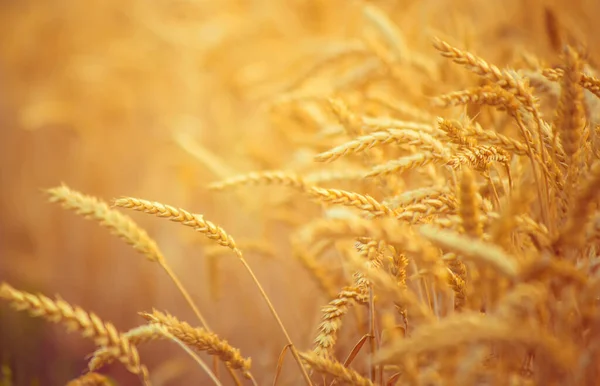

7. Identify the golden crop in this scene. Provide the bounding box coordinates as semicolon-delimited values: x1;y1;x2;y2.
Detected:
1;0;600;385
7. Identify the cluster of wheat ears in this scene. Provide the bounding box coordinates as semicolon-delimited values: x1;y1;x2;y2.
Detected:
3;2;600;386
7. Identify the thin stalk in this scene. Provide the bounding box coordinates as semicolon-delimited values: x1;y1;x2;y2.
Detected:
235;249;314;386
531;110;553;223
485;172;501;209
368;286;376;382
411;260;425;305
515;113;550;228
213;358;221;383
161;263;211;330
160;263;242;386
161;328;224;386
422;276;433;312
248;373;259;386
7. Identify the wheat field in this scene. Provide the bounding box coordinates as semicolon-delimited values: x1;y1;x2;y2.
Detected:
1;0;600;385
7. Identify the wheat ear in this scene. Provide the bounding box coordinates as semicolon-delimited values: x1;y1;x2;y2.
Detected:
113;197;237;250
313;286;368;357
306;186;397;217
447;145;510;172
419;226;519;279
140;324;225;386
142;310;252;378
375;313;575;371
432;36;553;224
543;67;600;99
299;351;374;386
0;283;150;386
88;324;165;371
366;152;445;178
315;128;445;163
114;197;314;386
208;171;307;191
555;161;600;249
555;46;585;165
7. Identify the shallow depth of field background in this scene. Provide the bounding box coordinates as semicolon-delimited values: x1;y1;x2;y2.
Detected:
0;0;597;385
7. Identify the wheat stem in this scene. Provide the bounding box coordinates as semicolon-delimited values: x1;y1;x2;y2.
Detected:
234;249;314;386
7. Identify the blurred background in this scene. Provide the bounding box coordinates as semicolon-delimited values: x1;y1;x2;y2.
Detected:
0;0;597;385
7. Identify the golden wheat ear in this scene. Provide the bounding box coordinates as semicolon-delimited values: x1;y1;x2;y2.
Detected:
141;310;252;379
208;171;307;191
65;372;113;386
0;282;150;386
299;351;374;386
